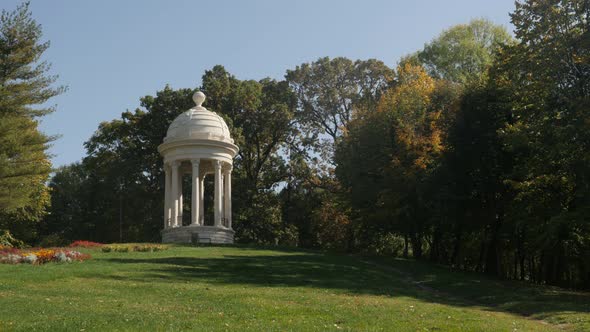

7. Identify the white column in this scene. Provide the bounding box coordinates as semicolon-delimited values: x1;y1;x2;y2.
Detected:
171;161;179;227
191;159;200;225
199;175;205;225
214;160;222;227
224;165;232;229
164;163;171;228
221;173;225;222
177;168;183;226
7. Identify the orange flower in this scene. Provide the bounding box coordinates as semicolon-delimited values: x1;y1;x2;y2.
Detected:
33;249;56;263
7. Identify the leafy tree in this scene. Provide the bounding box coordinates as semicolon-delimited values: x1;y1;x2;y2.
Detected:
42;163;92;241
80;87;194;242
202;66;298;244
496;0;590;287
39;87;195;243
440;82;514;274
285;58;393;248
0;2;63;243
46;66;299;244
403;18;512;85
336;64;458;257
286;57;393;163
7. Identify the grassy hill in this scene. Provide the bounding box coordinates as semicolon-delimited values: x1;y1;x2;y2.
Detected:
0;245;588;331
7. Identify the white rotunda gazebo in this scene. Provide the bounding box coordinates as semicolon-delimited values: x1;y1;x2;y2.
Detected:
158;91;238;244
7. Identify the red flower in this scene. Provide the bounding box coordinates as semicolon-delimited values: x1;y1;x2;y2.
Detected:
69;240;103;248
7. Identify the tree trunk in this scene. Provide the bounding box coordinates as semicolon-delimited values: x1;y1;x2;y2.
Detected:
451;223;463;267
430;224;441;262
410;232;422;259
484;196;503;277
403;233;409;258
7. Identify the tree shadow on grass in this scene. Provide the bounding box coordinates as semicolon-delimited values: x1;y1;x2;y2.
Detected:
98;247;590;322
375;257;590;321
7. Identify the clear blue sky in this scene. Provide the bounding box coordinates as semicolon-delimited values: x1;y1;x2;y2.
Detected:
5;0;515;167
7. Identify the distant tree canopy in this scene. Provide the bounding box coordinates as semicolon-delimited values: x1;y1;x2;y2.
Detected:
30;0;590;289
0;2;64;243
402;18;513;85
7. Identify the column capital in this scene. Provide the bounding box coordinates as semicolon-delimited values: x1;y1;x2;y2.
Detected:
171;160;181;167
191;158;200;166
213;160;222;170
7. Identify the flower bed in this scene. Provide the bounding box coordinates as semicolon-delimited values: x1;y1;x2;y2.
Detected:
101;244;168;253
69;240;104;248
0;247;91;265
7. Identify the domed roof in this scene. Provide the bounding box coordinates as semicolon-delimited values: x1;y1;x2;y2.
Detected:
163;91;234;144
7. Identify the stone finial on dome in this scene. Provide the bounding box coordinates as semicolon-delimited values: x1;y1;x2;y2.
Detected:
193;91;206;108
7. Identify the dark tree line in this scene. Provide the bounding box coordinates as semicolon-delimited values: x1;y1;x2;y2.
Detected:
336;2;590;288
3;1;589;289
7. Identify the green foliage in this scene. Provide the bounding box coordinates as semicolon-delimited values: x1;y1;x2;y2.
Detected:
203;66;296;193
0;2;65;118
101;243;168;252
52;87;194;243
437;83;514;274
40;86;195;243
42;163;93;241
0;116;51;212
202;66;299;244
0;229;25;248
403;18;512;85
0;3;62;244
336;64;459;258
45;66;299;245
364;233;406;257
38;233;66;248
335;3;590;289
286;57;393;165
309;194;351;251
494;0;590;287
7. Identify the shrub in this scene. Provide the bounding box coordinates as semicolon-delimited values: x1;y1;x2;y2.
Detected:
133;244;167;252
102;243;168;253
115;246;130;253
365;233;405;257
101;245;129;253
38;234;66;248
0;230;26;249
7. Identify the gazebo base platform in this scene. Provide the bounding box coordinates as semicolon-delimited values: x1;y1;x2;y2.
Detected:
161;225;234;244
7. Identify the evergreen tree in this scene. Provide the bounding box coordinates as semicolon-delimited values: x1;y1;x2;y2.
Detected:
0;2;64;242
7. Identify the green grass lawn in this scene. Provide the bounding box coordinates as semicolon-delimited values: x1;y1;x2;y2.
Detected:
0;245;588;331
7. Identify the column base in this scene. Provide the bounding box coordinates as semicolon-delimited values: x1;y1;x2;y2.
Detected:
161;225;234;244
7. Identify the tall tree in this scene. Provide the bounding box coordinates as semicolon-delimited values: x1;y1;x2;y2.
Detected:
403;18;512;85
80;86;194;242
497;0;590;287
440;82;514;274
286;57;393;164
336;64;458;257
0;2;64;243
202;66;298;244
